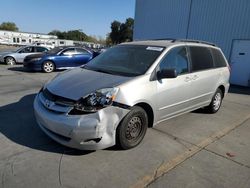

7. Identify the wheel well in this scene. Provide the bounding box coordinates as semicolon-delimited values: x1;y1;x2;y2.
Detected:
135;102;154;128
218;85;225;98
4;56;15;61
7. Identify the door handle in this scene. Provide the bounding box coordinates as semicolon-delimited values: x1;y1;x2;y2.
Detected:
184;77;192;82
192;75;198;80
185;75;198;82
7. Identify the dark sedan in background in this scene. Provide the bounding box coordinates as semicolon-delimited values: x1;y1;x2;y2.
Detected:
23;46;98;73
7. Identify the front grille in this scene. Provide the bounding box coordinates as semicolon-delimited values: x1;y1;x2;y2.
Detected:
42;88;76;106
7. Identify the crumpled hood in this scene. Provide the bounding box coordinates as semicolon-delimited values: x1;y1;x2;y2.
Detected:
46;67;133;101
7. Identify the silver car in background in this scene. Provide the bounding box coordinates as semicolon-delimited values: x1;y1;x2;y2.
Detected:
34;39;230;150
0;45;49;65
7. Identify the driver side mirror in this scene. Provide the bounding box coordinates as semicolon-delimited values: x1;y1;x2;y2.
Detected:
157;69;177;79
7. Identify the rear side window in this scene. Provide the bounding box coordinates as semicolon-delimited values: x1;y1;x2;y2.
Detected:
21;47;33;53
211;48;227;67
189;47;213;71
62;48;76;55
35;47;48;52
75;48;90;55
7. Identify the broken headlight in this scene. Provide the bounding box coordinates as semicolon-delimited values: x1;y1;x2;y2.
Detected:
69;88;119;115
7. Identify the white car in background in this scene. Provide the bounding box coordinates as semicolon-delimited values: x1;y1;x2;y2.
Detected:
0;45;49;65
33;42;55;49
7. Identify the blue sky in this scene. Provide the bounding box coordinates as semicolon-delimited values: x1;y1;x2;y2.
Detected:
0;0;135;38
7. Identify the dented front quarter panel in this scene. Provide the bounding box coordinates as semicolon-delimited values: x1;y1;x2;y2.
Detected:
115;74;159;123
70;105;130;149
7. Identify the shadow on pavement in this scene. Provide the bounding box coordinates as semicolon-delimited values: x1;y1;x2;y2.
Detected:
0;93;93;156
229;85;250;95
8;66;63;73
8;66;33;73
191;108;208;114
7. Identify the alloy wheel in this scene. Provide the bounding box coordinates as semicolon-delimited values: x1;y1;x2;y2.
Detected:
43;61;54;73
5;57;16;65
213;92;222;111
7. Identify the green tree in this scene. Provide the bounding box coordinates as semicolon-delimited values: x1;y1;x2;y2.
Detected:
0;22;18;31
124;18;134;41
110;21;121;44
48;30;66;39
48;29;100;43
109;18;134;44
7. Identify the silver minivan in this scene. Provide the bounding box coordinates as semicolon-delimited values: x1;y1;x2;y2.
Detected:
34;39;230;150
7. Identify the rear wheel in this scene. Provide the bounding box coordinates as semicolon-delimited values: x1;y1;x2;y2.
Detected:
5;57;16;65
42;61;55;73
116;106;148;149
206;88;223;113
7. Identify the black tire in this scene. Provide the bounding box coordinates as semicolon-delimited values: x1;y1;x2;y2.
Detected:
5;56;16;65
116;106;148;149
206;88;223;114
42;61;55;73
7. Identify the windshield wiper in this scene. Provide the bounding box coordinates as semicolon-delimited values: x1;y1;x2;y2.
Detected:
83;66;114;74
82;65;138;77
93;68;113;74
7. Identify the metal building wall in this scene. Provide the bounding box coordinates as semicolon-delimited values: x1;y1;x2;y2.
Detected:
187;0;250;58
134;0;191;40
134;0;250;59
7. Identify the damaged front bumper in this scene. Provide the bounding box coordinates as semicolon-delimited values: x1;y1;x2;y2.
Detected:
34;93;130;150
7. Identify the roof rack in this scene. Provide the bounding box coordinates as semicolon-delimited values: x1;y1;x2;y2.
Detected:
153;38;176;41
136;38;216;47
172;39;216;46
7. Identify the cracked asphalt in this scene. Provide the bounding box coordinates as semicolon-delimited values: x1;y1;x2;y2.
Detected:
0;64;250;188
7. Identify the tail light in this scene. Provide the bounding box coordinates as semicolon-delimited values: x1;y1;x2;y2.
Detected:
227;64;231;73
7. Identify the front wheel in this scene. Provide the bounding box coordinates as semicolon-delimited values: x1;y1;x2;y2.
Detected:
5;57;16;65
116;106;148;150
206;88;223;113
42;61;55;73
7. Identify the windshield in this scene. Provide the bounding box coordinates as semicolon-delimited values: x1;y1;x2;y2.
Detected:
46;47;64;54
15;46;25;53
84;45;164;77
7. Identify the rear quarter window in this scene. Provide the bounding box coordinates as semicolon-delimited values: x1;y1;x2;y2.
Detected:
189;46;214;72
36;47;48;52
75;48;90;55
211;48;227;68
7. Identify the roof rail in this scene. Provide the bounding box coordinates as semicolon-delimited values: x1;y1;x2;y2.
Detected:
172;39;216;46
153;38;176;41
136;38;216;46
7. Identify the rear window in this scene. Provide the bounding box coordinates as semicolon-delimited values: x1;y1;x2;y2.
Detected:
211;48;227;68
189;46;214;71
